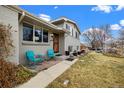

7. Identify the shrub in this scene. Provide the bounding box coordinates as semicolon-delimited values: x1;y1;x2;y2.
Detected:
0;23;14;60
103;52;124;58
0;24;36;88
0;60;17;88
0;60;36;88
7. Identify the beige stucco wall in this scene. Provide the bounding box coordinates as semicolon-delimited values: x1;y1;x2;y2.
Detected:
0;6;19;64
19;23;55;64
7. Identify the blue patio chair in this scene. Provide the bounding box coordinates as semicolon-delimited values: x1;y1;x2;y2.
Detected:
26;50;44;64
47;49;55;59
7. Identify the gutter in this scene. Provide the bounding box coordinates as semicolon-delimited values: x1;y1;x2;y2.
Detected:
19;12;25;23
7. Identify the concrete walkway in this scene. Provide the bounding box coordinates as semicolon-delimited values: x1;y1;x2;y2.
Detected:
18;59;78;88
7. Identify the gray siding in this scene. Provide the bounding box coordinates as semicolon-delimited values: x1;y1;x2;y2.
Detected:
59;33;65;54
54;21;80;52
64;22;80;51
64;34;80;51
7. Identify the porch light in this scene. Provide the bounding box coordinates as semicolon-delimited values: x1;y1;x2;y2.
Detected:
50;33;54;38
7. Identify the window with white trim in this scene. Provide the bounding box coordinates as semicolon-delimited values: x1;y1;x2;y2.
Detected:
35;27;42;42
43;29;48;43
72;28;73;36
23;23;33;41
66;24;70;30
23;23;49;43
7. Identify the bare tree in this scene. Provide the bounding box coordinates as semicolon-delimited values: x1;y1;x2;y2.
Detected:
119;29;124;40
82;25;111;50
100;24;111;37
118;29;124;55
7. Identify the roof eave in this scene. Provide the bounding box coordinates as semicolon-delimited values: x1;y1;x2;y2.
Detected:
5;5;66;33
51;18;81;34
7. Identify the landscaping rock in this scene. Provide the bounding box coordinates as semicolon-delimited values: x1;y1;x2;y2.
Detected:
80;60;84;62
63;80;69;85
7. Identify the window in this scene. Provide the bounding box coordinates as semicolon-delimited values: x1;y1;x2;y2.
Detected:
35;27;42;42
77;32;79;39
75;32;77;38
43;29;48;42
75;32;78;39
66;24;70;30
23;23;33;41
72;29;73;36
23;23;49;43
68;46;73;52
77;46;79;50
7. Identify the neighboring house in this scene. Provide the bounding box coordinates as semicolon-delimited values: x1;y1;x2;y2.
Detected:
51;17;81;54
0;5;81;65
80;43;87;50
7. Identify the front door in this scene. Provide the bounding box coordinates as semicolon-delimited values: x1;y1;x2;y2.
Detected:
53;33;59;53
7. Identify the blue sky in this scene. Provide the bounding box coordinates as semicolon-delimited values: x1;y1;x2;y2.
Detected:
19;5;124;39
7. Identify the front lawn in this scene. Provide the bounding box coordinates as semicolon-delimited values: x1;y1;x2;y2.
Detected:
47;52;124;88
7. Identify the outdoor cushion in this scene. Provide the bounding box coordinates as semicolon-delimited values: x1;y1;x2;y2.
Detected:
47;49;55;58
26;50;44;63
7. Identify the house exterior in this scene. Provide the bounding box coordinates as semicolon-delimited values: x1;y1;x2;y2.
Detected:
0;5;81;65
51;17;81;54
80;43;87;50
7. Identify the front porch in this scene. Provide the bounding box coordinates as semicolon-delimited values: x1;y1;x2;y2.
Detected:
18;57;78;88
19;14;65;65
26;55;69;72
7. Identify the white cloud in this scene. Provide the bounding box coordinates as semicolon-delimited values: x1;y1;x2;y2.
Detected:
116;5;124;11
91;5;112;13
120;20;124;26
54;6;58;9
110;24;122;30
82;27;103;35
38;14;51;21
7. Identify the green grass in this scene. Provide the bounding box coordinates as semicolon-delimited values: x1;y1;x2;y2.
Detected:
47;52;124;88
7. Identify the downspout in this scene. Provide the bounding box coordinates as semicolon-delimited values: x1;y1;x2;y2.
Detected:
19;12;25;23
18;11;25;64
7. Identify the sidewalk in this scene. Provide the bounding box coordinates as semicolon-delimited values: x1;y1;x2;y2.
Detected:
18;59;78;88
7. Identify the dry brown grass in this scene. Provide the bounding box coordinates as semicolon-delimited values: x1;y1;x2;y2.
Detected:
47;52;124;88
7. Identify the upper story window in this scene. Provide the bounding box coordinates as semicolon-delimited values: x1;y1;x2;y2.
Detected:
23;23;33;41
66;24;70;30
72;29;74;36
43;29;48;43
35;27;42;42
75;32;77;38
75;31;79;39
